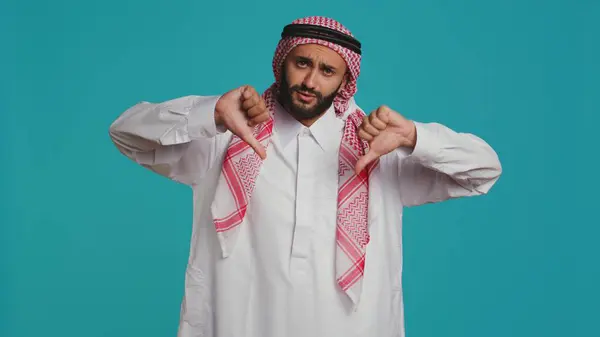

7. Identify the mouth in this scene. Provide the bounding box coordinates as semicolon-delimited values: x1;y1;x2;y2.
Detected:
295;91;316;103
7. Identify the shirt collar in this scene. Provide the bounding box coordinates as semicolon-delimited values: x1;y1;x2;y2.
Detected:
273;101;344;153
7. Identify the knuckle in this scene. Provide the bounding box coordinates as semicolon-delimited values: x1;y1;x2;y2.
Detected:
251;107;262;117
377;105;390;117
253;115;266;123
359;129;372;139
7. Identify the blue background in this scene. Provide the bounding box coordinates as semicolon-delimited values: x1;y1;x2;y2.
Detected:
2;0;598;336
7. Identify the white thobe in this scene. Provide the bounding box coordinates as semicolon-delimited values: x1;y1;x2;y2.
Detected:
109;94;502;337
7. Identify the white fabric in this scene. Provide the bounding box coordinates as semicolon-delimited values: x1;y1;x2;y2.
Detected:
109;95;502;337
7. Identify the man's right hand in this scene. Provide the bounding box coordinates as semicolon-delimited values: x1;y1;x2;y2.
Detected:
214;85;270;159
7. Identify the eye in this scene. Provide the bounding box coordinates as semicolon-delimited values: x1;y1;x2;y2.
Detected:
296;59;308;67
323;68;335;76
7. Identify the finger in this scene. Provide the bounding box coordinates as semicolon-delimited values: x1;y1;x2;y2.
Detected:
355;150;379;174
376;105;391;124
362;119;381;136
238;129;267;160
242;93;260;111
369;112;387;130
241;85;256;100
249;113;270;126
247;99;266;118
358;128;374;141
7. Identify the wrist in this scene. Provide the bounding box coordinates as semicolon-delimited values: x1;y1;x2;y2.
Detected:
214;98;225;127
404;121;417;149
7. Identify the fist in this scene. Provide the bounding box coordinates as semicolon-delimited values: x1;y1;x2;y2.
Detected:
355;105;417;174
215;85;270;159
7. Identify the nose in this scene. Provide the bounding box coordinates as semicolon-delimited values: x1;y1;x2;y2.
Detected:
302;69;317;91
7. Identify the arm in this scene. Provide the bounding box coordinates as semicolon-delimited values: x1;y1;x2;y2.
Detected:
108;95;229;185
397;122;502;207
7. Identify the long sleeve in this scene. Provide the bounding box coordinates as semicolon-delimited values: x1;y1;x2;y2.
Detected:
397;121;502;207
108;95;228;185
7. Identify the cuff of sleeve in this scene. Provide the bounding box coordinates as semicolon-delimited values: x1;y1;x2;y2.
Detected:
187;95;223;139
399;121;441;164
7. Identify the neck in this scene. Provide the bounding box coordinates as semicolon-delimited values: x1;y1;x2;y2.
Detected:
277;99;329;127
295;113;326;127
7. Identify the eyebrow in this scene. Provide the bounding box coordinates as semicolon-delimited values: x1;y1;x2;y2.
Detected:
296;56;338;71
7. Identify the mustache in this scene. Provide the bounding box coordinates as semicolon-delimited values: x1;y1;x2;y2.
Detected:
289;85;323;100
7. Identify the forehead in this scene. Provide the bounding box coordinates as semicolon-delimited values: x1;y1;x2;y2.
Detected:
288;44;346;67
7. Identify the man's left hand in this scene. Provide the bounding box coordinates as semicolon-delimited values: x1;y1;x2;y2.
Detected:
355;105;417;174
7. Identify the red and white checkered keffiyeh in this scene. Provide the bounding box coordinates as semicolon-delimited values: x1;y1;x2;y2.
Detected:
211;16;377;305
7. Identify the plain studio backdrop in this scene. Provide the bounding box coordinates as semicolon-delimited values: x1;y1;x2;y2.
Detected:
1;0;598;336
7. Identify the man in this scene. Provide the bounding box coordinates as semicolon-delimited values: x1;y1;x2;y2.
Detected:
109;16;502;337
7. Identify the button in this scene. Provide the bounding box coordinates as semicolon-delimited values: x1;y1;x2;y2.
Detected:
300;128;311;137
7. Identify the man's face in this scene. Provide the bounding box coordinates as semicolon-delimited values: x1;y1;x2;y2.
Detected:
278;44;348;122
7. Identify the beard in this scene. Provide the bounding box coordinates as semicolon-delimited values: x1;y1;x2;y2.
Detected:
277;68;342;121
